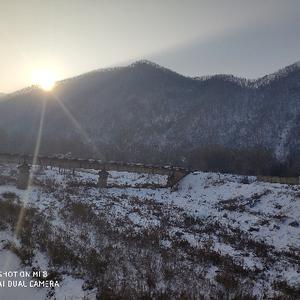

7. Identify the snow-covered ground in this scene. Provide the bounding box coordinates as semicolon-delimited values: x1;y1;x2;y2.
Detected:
36;167;168;187
0;231;93;300
0;249;47;300
0;163;299;299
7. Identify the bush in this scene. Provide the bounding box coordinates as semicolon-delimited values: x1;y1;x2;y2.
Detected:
2;191;17;199
215;271;239;290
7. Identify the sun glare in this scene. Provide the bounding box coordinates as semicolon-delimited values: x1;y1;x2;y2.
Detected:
32;70;56;91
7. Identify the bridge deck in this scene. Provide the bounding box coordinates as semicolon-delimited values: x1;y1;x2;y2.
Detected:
0;153;190;187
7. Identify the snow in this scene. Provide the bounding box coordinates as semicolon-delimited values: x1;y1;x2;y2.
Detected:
35;167;168;187
0;247;93;300
196;61;300;89
0;164;299;298
0;207;92;300
0;250;47;300
54;276;85;300
1;167;299;252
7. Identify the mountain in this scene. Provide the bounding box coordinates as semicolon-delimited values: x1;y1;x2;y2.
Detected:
0;60;299;175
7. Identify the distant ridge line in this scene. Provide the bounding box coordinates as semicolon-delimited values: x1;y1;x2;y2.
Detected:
4;59;300;95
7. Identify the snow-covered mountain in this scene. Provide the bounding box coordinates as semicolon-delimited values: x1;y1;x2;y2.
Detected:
0;60;299;174
0;163;299;299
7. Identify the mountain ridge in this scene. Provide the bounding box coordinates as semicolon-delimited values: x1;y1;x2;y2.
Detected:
0;60;299;176
3;59;300;96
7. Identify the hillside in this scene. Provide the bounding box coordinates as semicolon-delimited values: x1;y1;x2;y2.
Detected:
0;61;299;175
0;163;299;299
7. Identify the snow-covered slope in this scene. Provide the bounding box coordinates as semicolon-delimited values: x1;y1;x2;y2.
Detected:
0;163;299;299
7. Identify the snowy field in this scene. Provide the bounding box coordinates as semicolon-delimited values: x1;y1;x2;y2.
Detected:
36;166;168;187
0;163;299;299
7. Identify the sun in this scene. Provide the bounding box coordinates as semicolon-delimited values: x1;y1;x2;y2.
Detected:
32;70;56;91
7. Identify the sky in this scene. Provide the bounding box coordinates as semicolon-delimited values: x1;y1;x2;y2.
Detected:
0;0;300;92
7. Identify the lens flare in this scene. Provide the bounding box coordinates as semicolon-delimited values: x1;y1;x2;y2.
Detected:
32;70;56;91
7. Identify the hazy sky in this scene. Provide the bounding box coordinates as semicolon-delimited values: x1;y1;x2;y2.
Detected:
0;0;300;92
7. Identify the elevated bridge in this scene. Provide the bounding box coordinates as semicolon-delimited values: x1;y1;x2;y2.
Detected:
0;153;190;188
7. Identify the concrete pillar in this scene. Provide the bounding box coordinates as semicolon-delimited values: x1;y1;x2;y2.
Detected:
167;172;176;187
17;163;30;190
98;169;109;188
